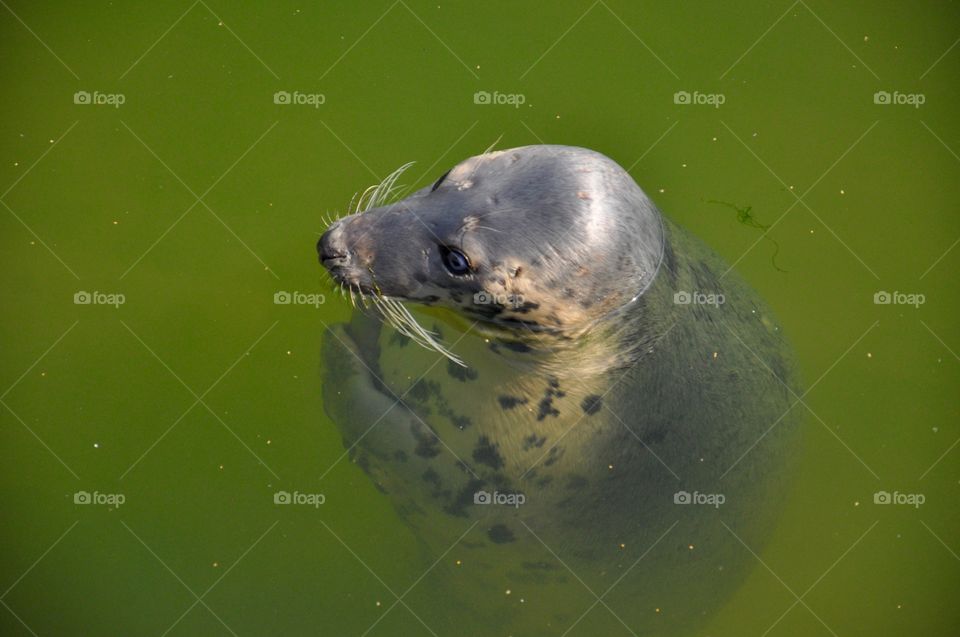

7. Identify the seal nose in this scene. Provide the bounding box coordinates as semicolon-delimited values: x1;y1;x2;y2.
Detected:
318;222;349;267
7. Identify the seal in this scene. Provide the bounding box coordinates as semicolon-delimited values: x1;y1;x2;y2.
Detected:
318;145;801;636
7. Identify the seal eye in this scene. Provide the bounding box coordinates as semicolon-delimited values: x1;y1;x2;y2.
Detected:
440;246;471;275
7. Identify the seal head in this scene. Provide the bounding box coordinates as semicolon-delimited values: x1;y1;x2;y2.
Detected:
319;146;664;337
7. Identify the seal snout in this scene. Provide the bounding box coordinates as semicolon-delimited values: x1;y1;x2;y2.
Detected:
318;222;350;267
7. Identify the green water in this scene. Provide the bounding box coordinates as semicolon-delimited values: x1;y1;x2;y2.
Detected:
1;1;957;635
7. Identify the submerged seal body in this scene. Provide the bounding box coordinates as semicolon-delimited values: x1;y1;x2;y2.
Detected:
318;146;801;635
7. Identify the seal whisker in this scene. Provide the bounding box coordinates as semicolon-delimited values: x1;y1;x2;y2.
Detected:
373;296;465;367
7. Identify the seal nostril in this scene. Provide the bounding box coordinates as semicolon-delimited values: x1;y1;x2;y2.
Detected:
318;228;349;263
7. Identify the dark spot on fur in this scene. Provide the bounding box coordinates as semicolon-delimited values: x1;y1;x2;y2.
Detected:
522;433;546;451
472;436;505;470
487;524;516;544
537;396;560;421
581;394;603;415
422;468;441;487
498;395;528;410
411;422;441;459
444;478;486;517
500;340;531;353
512;301;540;314
544;446;564;467
407;379;440;403
447;360;479;382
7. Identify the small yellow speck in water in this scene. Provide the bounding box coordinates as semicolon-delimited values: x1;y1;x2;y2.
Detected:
867;352;873;358
93;443;99;449
840;189;845;195
266;440;272;445
658;188;665;193
608;464;614;470
712;352;718;359
40;371;46;377
218;464;224;470
655;608;661;614
864;35;869;42
555;114;561;119
376;601;381;607
505;589;511;595
212;562;219;568
712;137;717;142
112;220;119;225
619;543;625;549
455;559;462;566
687;544;694;550
287;350;292;355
